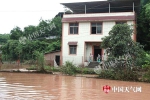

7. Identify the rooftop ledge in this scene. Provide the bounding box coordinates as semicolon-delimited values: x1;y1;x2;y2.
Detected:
62;12;135;22
63;12;135;18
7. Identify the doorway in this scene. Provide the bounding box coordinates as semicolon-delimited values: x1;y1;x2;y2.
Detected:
94;46;101;61
55;55;60;66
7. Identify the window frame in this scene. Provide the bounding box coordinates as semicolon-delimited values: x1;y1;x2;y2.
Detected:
69;23;79;35
91;22;103;35
115;21;127;25
69;45;77;55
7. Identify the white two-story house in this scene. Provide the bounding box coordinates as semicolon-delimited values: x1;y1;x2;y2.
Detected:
60;0;140;66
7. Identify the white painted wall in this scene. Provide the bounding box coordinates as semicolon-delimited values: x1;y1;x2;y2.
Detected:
63;12;135;18
62;21;134;65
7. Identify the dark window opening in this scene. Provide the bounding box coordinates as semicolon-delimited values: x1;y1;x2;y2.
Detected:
69;45;77;54
116;21;127;24
69;23;78;34
91;23;102;34
92;27;96;34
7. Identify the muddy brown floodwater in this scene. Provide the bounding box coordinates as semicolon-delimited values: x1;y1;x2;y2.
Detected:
0;72;150;100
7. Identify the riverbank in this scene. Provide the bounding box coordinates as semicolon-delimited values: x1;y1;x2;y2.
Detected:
1;63;150;83
0;63;98;78
0;69;98;78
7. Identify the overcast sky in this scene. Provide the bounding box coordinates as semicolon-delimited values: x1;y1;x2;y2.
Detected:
0;0;105;34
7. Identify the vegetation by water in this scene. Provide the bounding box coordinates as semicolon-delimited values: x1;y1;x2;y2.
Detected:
98;67;139;81
0;16;62;62
60;61;77;75
25;61;95;75
60;61;95;75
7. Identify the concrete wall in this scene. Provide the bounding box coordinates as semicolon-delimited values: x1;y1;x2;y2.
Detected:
63;12;135;18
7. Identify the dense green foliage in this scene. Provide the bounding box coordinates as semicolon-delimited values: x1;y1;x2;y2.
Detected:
101;24;144;65
143;68;150;82
0;16;62;61
34;51;46;72
10;27;23;40
99;23;146;82
76;67;95;74
137;0;150;50
98;68;139;81
0;34;10;45
61;61;77;75
61;61;96;75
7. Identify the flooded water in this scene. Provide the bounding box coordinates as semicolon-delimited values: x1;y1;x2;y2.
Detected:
0;72;150;100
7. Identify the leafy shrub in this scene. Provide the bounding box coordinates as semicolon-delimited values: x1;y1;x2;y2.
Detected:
51;67;60;72
33;51;46;72
23;60;36;64
142;53;150;70
98;68;115;79
44;66;51;71
98;67;139;81
26;65;37;70
61;61;77;75
82;68;95;74
75;67;95;74
115;67;138;81
143;69;150;82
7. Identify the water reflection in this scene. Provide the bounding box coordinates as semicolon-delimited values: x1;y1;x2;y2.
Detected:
0;72;150;100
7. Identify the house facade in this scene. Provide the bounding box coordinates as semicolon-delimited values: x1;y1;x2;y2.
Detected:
61;0;140;66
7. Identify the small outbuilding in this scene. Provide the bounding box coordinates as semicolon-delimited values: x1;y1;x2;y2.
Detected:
44;50;61;67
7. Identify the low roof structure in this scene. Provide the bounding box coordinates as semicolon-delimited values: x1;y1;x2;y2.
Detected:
45;50;61;54
61;0;140;14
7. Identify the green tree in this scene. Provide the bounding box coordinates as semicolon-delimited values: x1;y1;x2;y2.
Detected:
50;16;62;37
45;40;61;53
23;25;37;37
1;40;20;61
10;27;23;40
137;0;150;50
101;24;144;65
1;15;62;62
34;51;46;72
36;17;62;38
0;34;10;45
141;0;150;5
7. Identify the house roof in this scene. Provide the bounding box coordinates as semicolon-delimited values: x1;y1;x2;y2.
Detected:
44;50;61;54
61;0;141;14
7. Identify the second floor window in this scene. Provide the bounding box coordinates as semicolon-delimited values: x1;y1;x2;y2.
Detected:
91;23;102;34
69;23;78;34
116;21;127;24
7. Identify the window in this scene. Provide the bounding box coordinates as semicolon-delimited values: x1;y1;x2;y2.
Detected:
116;21;126;24
69;45;77;54
91;23;102;34
69;23;78;34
